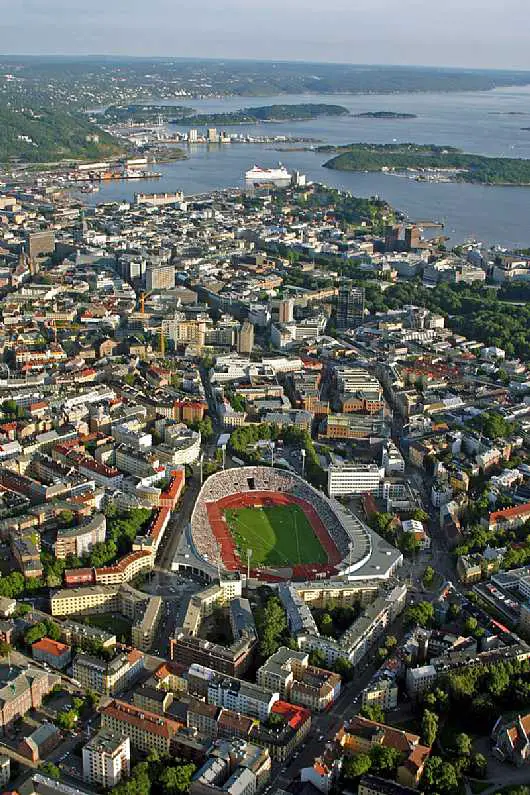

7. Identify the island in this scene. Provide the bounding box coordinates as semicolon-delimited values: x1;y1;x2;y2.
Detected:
171;103;350;126
353;111;417;119
320;142;530;185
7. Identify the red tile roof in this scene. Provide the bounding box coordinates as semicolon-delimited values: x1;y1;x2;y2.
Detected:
32;637;70;657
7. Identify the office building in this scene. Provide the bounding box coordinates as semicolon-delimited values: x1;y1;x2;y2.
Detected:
237;321;254;355
327;462;384;497
336;281;365;329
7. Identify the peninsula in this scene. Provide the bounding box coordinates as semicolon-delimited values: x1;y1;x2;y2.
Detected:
321;142;530;185
172;103;350;126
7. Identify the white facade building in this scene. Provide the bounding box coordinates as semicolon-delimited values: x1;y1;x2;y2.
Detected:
82;729;130;788
327;462;384;497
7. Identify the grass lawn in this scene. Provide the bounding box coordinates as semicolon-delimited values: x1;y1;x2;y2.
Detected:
79;613;132;643
224;504;328;568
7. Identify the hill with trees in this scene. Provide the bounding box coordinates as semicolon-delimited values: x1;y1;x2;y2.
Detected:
173;103;349;126
321;142;530;185
0;105;121;163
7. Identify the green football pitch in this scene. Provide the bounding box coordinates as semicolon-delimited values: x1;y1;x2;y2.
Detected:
223;504;328;567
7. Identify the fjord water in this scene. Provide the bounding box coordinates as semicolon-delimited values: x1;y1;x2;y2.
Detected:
86;86;530;247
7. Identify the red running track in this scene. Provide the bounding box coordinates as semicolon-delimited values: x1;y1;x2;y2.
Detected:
205;491;341;581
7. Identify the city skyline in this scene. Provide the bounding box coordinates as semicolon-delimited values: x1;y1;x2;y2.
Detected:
2;0;530;70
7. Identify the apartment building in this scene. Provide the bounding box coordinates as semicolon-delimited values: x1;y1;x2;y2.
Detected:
32;637;72;670
170;631;255;678
257;647;341;712
358;775;419;795
51;584;121;616
190;740;271;795
131;594;162;652
361;678;399;711
0;660;58;734
82;729;131;788
60;619;116;650
134;685;174;717
100;699;182;755
73;650;144;696
337;717;431;789
55;512;106;559
297;586;407;667
207;675;279;721
95;549;153;585
252;700;311;763
322;413;386;440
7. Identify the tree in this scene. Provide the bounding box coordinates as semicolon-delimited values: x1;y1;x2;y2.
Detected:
333;657;354;682
45;619;62;641
421;709;439;746
85;688;99;709
56;709;78;731
422;756;458;794
412;508;429;523
40;762;61;780
159;764;196;794
309;649;327;668
422;566;435;587
342;753;372;781
399;532;421;556
60;510;74;526
256;596;287;658
24;622;47;646
404;601;434;628
470;752;487;778
487;664;510;697
369;744;402;776
0;641;12;656
320;612;334;637
360;704;385;723
385;635;398;650
455;732;472;756
464;616;478;634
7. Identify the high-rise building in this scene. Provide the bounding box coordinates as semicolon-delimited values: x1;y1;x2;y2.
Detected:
279;299;294;324
188;129;198;143
237;320;254;355
336;281;365;329
145;263;175;291
82;729;130;789
25;230;55;260
207;128;218;143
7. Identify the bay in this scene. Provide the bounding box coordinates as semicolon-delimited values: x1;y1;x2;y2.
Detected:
84;86;530;247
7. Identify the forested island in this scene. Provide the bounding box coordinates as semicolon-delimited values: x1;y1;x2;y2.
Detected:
0;106;121;163
353;111;417;118
320;142;530;185
172;103;349;126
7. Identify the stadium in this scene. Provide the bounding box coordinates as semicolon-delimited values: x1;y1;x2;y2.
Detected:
175;466;401;583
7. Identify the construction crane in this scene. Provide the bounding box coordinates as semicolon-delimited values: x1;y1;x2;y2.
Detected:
137;290;152;315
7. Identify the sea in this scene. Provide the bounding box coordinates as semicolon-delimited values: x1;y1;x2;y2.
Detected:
83;85;530;248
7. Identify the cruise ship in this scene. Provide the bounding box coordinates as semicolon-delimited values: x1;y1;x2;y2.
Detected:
245;164;292;183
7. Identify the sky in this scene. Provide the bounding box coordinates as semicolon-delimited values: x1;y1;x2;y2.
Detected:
2;0;530;69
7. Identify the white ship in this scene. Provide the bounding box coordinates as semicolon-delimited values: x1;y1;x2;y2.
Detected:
245;163;292;183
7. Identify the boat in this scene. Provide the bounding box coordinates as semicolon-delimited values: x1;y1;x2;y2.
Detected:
245;163;292;183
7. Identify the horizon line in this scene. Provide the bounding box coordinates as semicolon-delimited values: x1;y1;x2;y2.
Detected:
1;54;530;73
